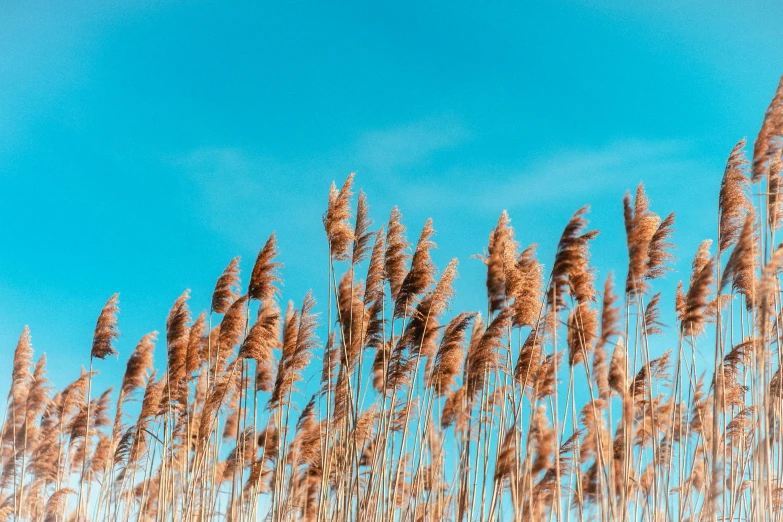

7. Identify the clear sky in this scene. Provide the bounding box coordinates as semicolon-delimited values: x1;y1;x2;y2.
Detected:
1;0;782;396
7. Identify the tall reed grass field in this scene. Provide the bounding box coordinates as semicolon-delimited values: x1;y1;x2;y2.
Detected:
2;76;783;522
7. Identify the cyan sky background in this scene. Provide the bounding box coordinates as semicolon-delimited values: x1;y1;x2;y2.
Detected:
1;1;782;395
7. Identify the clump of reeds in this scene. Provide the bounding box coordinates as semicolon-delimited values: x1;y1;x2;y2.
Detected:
2;74;783;522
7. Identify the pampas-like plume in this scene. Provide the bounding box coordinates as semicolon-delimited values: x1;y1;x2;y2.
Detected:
403;258;458;358
352;190;374;265
630;351;671;400
549;206;599;309
643;292;665;336
530;404;555;475
567;302;598;367
323;174;355;261
197;362;238;448
320;331;338;396
598;275;621;352
515;327;544;390
9;327;33;404
25;355;52;429
675;281;687;323
239;301;280;393
427;312;476;394
769;152;783;231
268;291;319;409
138;372;163;425
646;212;676;281
466;308;510;400
681;240;716;337
219;295;250;358
494;428;518;481
484;211;518;314
336;273;368;369
721;211;757;310
394;218;436;318
121;332;157;398
441;386;465;429
43;488;75;522
249;233;283;302
371;340;390;393
537;351;561;399
509;245;544;328
364;228;386;306
287;395;320;466
166;290;191;403
91;388;113;432
385;207;411;302
186;312;206;376
92;294;120;359
719;140;751;249
752;75;783;182
89;434;111;478
69;389;113;442
212;257;241;314
624;184;661;296
608;339;627;396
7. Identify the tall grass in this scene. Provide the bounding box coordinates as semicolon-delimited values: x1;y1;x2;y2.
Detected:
1;75;783;522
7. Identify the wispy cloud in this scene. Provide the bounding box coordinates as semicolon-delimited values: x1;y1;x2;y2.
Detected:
174;121;712;261
488;139;700;206
174;147;315;249
174;115;472;247
393;138;709;213
351;115;470;172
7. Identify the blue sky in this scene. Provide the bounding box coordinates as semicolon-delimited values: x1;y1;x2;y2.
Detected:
1;0;782;395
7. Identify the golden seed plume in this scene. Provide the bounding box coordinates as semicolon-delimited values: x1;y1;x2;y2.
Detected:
239;301;280;393
681;240;716;337
186;312;206;376
624;184;660;296
719;140;751;249
323;174;355;261
427;312;476;394
9;326;33;405
384;206;410;302
166;290;191;403
320;330;338;395
567;302;597;367
43;488;75;522
509;245;544;328
394;218;436;318
403;258;458;358
268;291;319;409
466;308;510;400
752;75;783;182
597;274;621;352
769;151;783;231
515;326;545;391
646;212;675;281
721;211;757;310
484;211;518;314
363;227;386;305
608;339;627;396
121;332;157;398
549;206;599;309
219;294;249;355
249;233;283;302
643;292;665;336
91;294;120;360
352;190;374;265
211;256;241;314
